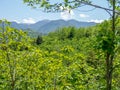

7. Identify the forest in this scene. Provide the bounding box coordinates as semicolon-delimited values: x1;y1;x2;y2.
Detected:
0;19;120;90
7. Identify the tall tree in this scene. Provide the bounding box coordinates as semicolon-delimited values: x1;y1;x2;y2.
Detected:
23;0;120;90
36;35;43;45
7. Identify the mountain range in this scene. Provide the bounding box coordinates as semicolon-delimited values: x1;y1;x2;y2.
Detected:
11;19;96;34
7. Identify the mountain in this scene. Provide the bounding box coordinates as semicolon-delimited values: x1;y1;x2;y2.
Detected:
10;19;96;34
30;20;50;31
11;22;30;30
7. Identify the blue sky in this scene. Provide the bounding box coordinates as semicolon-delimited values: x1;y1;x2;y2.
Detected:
0;0;110;24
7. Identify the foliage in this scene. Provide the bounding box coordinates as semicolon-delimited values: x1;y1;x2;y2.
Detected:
0;19;120;90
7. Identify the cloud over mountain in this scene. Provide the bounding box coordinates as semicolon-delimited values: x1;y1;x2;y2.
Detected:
79;14;89;18
22;18;36;24
88;19;104;23
61;10;74;20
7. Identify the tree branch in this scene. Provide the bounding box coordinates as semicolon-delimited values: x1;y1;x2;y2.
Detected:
81;2;120;15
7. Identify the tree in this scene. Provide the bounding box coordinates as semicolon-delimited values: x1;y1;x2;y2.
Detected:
23;0;120;90
36;35;43;45
67;27;75;39
0;19;32;90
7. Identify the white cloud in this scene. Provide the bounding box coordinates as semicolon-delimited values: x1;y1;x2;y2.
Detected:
59;6;64;10
22;18;36;24
13;20;20;23
61;10;74;20
88;19;104;23
79;14;89;18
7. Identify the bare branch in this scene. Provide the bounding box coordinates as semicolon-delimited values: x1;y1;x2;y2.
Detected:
80;2;120;15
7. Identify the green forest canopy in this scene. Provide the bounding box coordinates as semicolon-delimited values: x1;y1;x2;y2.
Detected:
0;19;120;89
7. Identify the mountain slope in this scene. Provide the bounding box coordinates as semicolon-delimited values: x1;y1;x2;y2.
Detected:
37;19;96;33
10;19;96;34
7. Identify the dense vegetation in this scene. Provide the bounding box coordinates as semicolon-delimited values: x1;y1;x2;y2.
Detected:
0;19;120;90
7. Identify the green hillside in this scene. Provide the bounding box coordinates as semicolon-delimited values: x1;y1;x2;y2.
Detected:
0;20;120;90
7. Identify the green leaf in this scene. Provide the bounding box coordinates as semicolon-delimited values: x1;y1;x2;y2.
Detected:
64;0;68;3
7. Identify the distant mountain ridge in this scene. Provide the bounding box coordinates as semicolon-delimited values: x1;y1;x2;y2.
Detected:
10;19;96;34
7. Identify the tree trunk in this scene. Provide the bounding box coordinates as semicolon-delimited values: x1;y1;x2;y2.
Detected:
106;53;114;90
106;53;110;90
106;0;115;90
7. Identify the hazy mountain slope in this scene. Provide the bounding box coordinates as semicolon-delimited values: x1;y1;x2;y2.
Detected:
8;19;96;34
37;19;96;33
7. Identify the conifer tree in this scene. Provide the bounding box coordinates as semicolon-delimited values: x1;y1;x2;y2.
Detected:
36;35;43;45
